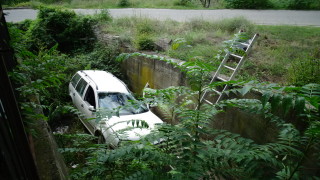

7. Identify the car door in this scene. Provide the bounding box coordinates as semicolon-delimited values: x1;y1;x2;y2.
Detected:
82;85;97;133
73;78;94;133
69;73;81;102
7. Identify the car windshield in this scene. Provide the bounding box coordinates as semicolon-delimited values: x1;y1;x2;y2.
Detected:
98;92;148;115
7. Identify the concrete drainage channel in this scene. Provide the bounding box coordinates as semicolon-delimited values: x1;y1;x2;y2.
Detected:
121;54;279;144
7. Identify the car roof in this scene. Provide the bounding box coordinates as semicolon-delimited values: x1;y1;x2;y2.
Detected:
79;70;129;93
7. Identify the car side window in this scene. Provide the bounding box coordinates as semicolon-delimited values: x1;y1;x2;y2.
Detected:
71;73;81;87
75;78;88;97
84;86;96;108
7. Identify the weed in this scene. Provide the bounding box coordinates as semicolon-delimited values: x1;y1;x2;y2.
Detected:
288;49;320;86
136;20;155;34
134;33;156;51
214;17;255;33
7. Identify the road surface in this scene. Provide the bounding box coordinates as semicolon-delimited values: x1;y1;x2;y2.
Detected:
3;8;320;26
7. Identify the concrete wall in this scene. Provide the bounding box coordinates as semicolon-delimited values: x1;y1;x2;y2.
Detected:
121;55;279;144
122;55;187;94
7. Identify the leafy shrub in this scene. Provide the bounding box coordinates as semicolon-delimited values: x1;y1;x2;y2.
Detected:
75;43;123;78
287;0;314;9
136;20;155;34
118;0;130;7
134;34;155;51
2;0;26;5
27;6;97;53
8;20;123;133
224;0;271;9
288;49;320;86
174;0;192;6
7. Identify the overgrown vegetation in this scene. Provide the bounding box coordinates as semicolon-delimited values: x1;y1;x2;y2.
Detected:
8;7;121;132
7;6;320;180
224;0;271;9
103;16;320;85
3;0;320;9
55;49;320;179
26;6;97;53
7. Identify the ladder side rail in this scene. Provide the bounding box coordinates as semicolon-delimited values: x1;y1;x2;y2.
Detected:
216;33;259;103
244;34;259;54
228;34;259;81
211;52;231;83
215;84;229;103
199;52;230;103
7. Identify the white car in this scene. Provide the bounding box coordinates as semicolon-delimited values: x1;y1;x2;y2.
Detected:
69;70;163;147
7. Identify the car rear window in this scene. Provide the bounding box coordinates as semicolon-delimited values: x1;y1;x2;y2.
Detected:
71;73;81;87
75;78;88;97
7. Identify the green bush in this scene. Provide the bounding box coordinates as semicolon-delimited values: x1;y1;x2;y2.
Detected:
288;49;320;86
287;0;314;9
75;43;123;78
136;20;155;34
134;34;155;51
27;6;96;53
270;0;320;9
118;0;130;7
224;0;271;9
93;9;112;22
174;0;192;6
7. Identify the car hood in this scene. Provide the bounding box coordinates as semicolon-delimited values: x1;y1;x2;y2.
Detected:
105;111;163;141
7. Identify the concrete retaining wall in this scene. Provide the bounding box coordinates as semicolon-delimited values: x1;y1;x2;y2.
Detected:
122;55;187;94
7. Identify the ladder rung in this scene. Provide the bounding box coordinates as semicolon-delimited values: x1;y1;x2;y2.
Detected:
204;99;214;105
240;42;249;46
216;76;228;82
230;53;243;59
223;65;235;71
212;89;222;95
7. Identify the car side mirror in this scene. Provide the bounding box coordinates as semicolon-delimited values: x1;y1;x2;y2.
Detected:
88;106;96;112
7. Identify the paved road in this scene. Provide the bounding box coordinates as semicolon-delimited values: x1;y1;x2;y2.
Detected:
3;8;320;26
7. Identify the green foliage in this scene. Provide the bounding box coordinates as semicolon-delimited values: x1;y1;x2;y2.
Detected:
118;0;130;7
9;12;320;179
174;0;192;6
133;20;156;51
74;43;123;78
114;42;319;179
288;49;320;86
287;0;319;10
224;0;271;9
215;17;254;33
54;133;99;170
27;6;97;53
134;34;156;51
92;9;112;22
171;38;190;50
8;10;122;134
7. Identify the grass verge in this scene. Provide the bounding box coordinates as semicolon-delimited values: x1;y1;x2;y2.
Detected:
102;16;320;85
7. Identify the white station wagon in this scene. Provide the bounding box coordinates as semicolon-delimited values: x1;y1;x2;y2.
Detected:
69;70;163;147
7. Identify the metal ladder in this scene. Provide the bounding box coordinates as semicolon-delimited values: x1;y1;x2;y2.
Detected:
200;32;259;105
